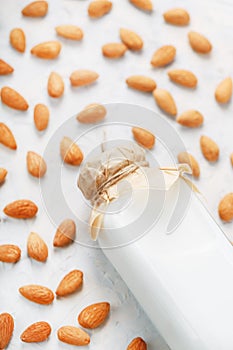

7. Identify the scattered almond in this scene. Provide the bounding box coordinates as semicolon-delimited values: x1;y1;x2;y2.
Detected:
56;270;83;297
22;1;48;17
163;8;190;26
230;153;233;166
31;41;62;59
102;43;127;58
127;337;147;350
19;285;54;305
153;88;177;116
60;137;83;166
21;321;51;342
78;302;110;329
0;313;14;350
0;168;7;184
177;152;200;178
151;45;176;67
88;0;112;18
215;77;232;104
27;232;48;262
56;25;83;40
77;103;106;124
176;110;204;128
0;123;17;150
126;76;156;92
200;135;219;162
27;151;47;178
218;193;233;222
188;31;212;54
120;28;143;51
70;70;99;87
168;69;198;88
34;103;50;131
57;326;90;346
132;127;155;149
10;28;26;53
1;86;29;111
53;219;76;247
3;199;38;219
0;244;21;263
0;59;14;75
130;0;153;12
48;72;64;98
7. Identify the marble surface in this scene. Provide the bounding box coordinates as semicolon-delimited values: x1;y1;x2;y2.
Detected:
0;0;233;349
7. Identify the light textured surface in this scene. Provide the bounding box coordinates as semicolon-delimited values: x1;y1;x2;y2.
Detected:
0;0;233;349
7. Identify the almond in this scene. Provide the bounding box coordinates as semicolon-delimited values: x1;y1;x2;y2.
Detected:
151;45;176;67
200;135;219;162
215;77;232;104
1;86;29;111
0;123;17;150
27;232;48;262
0;59;14;75
126;76;156;92
34;103;50;131
70;70;99;87
22;1;48;17
130;0;153;12
60;137;83;166
47;72;64;98
132;127;155;149
77;103;106;123
78;302;110;329
0;244;21;263
218;193;233;222
0;168;7;184
56;270;83;297
0;313;14;350
31;41;62;59
57;326;90;346
19;285;54;305
176;110;203;128
4;199;38;219
177;152;200;178
21;322;51;342
230;153;233;166
188;31;212;54
120;28;143;51
163;8;190;26
88;1;112;18
153;88;177;116
53;219;76;247
10;28;26;53
127;337;147;350
55;25;83;40
168;69;197;88
102;43;127;58
26;151;47;178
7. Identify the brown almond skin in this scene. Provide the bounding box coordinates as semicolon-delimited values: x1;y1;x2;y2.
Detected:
0;313;14;350
0;123;17;150
0;244;21;263
78;302;110;329
27;232;48;262
188;31;212;54
126;76;156;92
151;45;176;67
102;43;127;58
120;28;143;51
176;110;204;128
53;219;76;247
55;25;83;40
1;86;29;111
48;72;64;98
215;77;232;104
132;127;155;149
200;135;219;162
168;69;197;88
34;103;50;131
58;326;90;346
70;70;99;87
56;270;83;297
10;28;26;53
0;59;14;75
88;1;112;18
130;0;153;12
31;41;62;59
4;199;38;219
27;151;47;178
163;8;190;26
177;152;200;178
21;321;51;342
127;337;147;350
19;285;54;305
0;168;7;184
22;1;48;17
218;193;233;222
153;88;177;116
60;137;83;166
77;104;106;124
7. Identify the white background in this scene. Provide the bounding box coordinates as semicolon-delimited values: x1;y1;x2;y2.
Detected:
0;0;233;349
